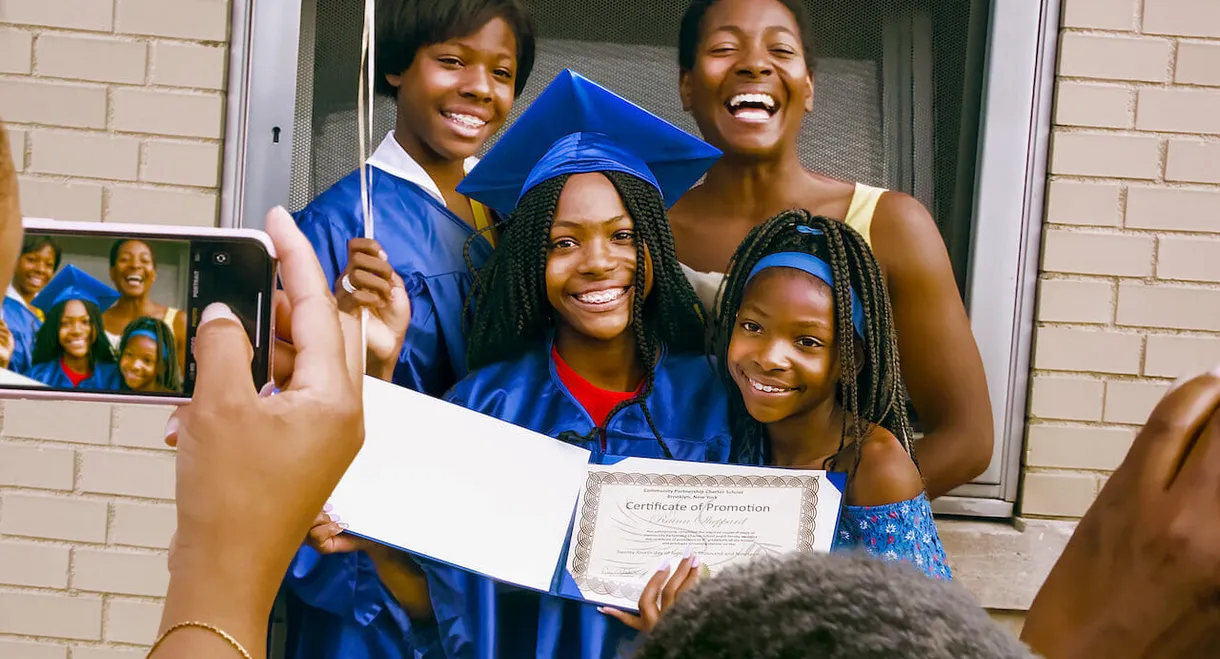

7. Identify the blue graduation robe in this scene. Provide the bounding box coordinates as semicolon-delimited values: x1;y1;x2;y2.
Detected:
2;295;40;375
284;340;732;659
293;166;492;398
281;149;493;659
25;359;121;390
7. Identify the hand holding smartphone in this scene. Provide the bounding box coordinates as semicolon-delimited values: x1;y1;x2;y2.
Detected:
0;217;278;404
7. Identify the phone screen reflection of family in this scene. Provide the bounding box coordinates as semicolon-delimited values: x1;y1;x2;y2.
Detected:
2;234;187;395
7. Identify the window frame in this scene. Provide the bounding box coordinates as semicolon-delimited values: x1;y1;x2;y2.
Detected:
221;0;1062;518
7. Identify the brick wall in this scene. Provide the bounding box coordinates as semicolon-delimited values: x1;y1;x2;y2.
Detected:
1024;0;1220;518
0;1;229;656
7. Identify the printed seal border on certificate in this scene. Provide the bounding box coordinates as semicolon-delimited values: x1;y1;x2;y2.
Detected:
570;472;820;602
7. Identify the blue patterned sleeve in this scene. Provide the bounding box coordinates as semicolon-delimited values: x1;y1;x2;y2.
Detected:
831;493;953;581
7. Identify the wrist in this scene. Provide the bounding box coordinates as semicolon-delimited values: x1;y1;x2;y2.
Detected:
159;563;275;655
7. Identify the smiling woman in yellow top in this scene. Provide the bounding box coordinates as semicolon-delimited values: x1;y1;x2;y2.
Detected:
100;239;187;376
667;0;994;500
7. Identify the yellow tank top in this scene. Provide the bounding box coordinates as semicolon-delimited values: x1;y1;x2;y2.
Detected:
842;183;886;247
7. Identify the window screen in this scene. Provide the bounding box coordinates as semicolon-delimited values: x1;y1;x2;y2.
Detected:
290;0;988;291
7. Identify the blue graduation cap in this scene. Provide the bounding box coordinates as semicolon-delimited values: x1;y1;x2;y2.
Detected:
456;69;722;215
31;264;120;314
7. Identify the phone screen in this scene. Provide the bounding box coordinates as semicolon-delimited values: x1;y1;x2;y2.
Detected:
0;225;275;399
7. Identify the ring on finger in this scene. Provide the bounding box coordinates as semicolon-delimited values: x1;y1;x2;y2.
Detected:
340;273;357;295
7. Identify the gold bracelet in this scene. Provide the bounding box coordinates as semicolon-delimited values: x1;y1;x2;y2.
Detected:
146;620;252;659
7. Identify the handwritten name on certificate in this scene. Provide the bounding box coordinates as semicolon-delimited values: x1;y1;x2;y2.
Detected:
563;457;844;611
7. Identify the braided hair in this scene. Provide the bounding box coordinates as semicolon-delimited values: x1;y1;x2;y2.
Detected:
463;171;707;455
711;210;915;479
118;316;181;392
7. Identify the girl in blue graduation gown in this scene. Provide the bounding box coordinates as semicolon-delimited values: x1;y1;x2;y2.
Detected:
25;265;122;391
299;70;730;659
279;2;538;657
711;211;951;581
3;235;61;374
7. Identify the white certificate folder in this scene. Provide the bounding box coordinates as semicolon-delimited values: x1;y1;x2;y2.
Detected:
328;375;847;610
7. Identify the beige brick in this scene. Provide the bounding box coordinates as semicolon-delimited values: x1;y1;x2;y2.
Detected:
1036;278;1113;324
79;450;175;499
1165;140;1220;184
3;399;111;444
1158;235;1220;282
1028;375;1105;421
112;404;174;450
73;548;168;597
0;591;103;640
0;27;33;74
0;80;106;129
1041;230;1153;276
1049;132;1160;179
1062;0;1137;30
0;640;68;659
0;540;70;588
0;442;75;489
0;0;114;32
1117;282;1220;331
1022;471;1098;517
143;140;221;187
8;128;24;171
1176;41;1220;86
1033;327;1142;375
107;185;218;227
16;176;104;223
110;501;176;549
1137;88;1220;135
1144;0;1220;39
116;0;229;42
1054;83;1132;129
1058;34;1170;82
1145;335;1220;377
36;34;147;85
73;648;146;659
105;597;162;645
1045;180;1122;227
1026;424;1136;471
112;88;224;139
29;131;140;181
152;42;227;90
0;494;108;542
1105;380;1172;424
1126;186;1220;232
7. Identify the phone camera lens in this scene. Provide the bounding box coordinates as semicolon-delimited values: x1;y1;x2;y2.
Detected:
213;252;229;265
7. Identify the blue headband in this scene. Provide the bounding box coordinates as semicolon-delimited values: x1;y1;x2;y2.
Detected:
745;228;865;338
125;329;168;360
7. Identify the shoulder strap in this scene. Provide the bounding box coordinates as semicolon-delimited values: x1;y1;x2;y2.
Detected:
843;183;887;247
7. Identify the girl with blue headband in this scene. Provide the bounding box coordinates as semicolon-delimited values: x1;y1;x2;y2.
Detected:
715;209;950;579
117;316;181;393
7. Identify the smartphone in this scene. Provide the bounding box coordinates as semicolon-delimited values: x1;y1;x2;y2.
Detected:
0;217;277;405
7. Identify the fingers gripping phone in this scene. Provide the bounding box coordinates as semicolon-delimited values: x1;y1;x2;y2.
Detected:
0;217;277;405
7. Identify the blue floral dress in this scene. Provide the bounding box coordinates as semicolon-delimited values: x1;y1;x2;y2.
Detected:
831;493;953;581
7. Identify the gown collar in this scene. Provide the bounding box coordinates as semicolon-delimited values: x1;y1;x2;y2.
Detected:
366;131;479;206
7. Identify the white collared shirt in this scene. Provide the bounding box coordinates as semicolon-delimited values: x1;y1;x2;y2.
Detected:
365;132;479;206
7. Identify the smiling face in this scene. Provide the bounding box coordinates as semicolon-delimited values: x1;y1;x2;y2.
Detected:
58;299;94;359
110;240;157;298
727;267;841;424
119;335;159;391
545;173;654;344
14;245;57;299
679;0;813;158
389;17;519;164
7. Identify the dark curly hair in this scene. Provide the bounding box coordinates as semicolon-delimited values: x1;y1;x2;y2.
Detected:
632;551;1035;659
463;171;707;456
711;210;914;477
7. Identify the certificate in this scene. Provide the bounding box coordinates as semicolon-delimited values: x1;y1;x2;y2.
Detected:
558;457;843;610
330;376;845;607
